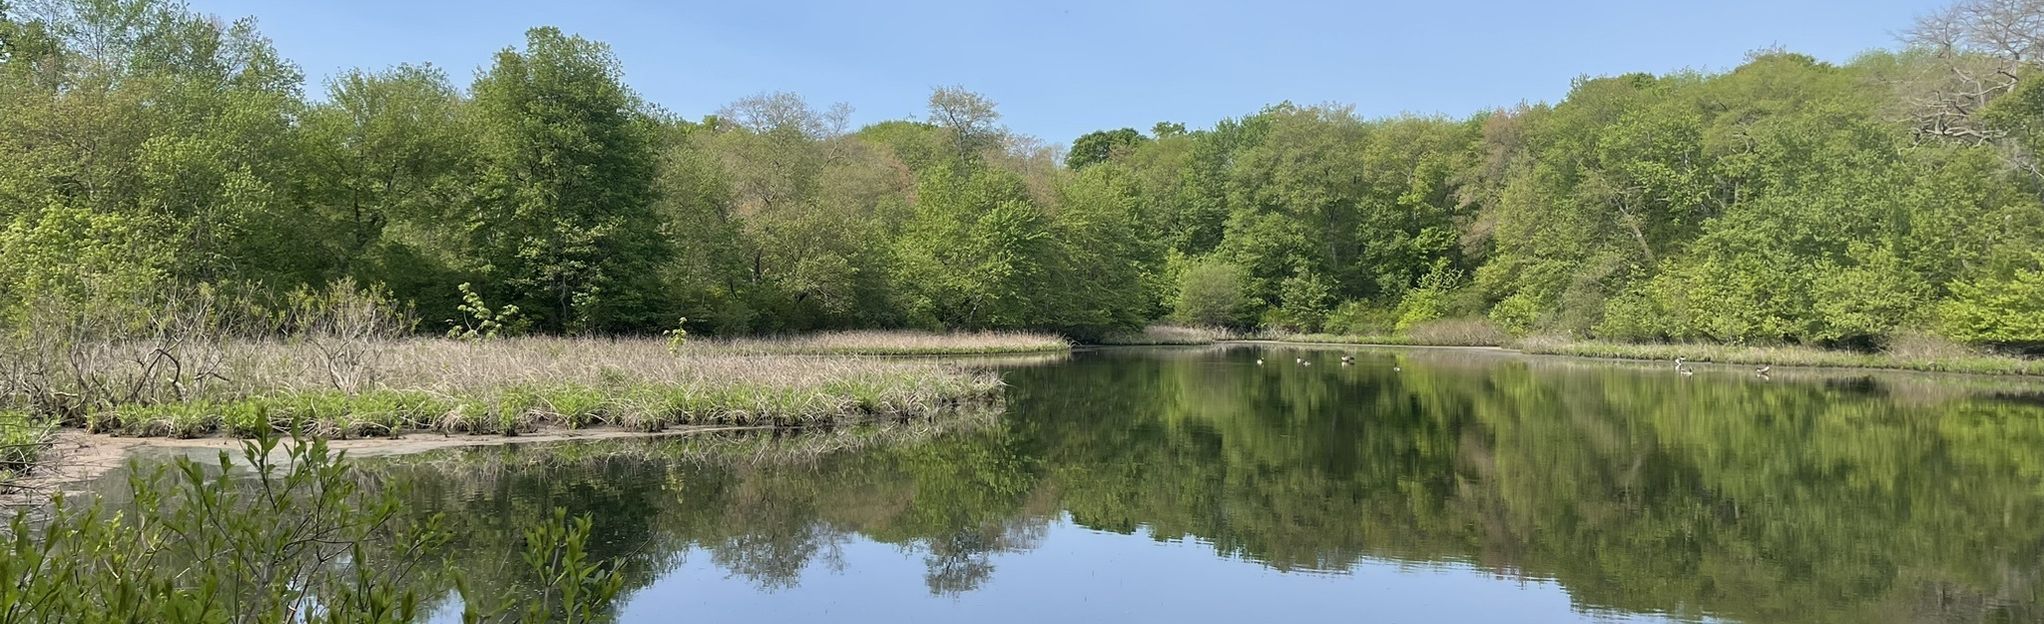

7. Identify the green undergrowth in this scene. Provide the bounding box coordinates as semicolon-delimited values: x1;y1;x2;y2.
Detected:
87;373;1005;440
1;411;55;485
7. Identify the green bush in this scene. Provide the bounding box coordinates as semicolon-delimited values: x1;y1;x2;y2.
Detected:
0;433;623;622
1940;257;2044;348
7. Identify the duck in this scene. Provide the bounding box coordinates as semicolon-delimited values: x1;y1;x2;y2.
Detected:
1256;358;1264;366
1340;354;1356;364
1754;365;1771;375
1679;367;1695;377
1674;356;1687;370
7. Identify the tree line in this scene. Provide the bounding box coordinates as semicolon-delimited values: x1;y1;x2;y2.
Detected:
2;0;2041;348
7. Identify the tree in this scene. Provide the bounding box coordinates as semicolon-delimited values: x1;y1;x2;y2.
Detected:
464;27;668;332
926;85;1002;161
1173;258;1250;327
1065;127;1147;169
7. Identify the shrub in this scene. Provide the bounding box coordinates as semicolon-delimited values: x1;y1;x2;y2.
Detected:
1173;258;1251;327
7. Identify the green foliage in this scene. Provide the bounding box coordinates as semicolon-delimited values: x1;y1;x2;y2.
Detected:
1173;257;1251;327
447;283;522;342
0;432;622;622
2;0;2042;355
1065;127;1148;169
1273;269;1335;332
1394;261;1464;331
1939;256;2044;348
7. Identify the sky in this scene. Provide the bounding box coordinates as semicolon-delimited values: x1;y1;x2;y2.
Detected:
184;0;1948;144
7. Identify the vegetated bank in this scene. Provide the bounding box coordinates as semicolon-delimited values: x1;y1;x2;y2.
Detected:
1236;322;2044;377
0;323;1057;491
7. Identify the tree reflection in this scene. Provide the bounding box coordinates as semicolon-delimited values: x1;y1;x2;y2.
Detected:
338;347;2044;623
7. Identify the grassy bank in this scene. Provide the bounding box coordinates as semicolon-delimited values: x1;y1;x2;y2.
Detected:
6;335;1014;445
1095;325;1238;346
1263;319;1512;348
1515;337;2044;377
694;331;1070;355
1234;320;2043;377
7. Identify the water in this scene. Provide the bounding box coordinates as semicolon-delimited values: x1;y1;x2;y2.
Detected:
347;346;2044;622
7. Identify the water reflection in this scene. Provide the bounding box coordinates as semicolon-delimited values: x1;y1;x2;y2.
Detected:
347;347;2044;622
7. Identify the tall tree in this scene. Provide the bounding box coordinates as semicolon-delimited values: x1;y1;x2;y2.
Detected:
465;27;667;332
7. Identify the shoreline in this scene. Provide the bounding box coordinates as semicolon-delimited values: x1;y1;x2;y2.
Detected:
9;424;805;498
1213;339;2044;380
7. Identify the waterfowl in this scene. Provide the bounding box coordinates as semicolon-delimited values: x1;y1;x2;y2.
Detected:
1256;358;1264;366
1674;357;1687;370
1755;365;1771;375
1680;368;1695;377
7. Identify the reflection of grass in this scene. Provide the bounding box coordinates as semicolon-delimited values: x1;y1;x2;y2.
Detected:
379;406;1001;472
1096;326;1238;346
1518;337;2044;377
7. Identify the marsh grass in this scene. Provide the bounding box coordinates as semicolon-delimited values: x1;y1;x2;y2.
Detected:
687;330;1070;356
16;336;1007;440
1515;336;2044;377
1095;326;1239;346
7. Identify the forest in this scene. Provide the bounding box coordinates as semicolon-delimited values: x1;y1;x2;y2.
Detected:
2;0;2043;350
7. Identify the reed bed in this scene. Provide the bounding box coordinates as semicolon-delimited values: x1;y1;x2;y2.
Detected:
24;336;1007;440
1095;325;1239;346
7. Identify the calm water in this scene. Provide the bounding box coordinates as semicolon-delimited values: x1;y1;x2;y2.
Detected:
339;346;2044;622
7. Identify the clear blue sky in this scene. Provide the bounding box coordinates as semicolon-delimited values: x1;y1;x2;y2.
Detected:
188;0;1945;144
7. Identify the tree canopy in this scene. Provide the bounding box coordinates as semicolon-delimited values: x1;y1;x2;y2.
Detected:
3;0;2042;350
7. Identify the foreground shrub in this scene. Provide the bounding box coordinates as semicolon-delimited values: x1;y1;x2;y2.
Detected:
0;432;622;622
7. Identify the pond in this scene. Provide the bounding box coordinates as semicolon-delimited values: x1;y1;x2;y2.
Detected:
163;346;2044;622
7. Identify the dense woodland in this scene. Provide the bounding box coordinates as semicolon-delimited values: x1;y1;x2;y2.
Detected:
3;0;2043;348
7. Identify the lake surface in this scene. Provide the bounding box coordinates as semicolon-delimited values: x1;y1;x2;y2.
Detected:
346;346;2044;623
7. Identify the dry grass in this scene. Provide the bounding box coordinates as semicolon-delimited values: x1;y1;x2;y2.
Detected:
686;330;1070;356
1096;325;1239;346
12;336;1009;440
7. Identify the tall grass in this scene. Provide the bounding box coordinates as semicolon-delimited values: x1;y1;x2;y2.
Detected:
688;330;1070;355
9;337;1008;440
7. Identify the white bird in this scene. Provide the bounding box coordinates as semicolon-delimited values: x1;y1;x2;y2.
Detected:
1392;366;1401;372
1680;368;1695;377
1256;358;1264;366
1674;357;1687;370
1755;365;1771;375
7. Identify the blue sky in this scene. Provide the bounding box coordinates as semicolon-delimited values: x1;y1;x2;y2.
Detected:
188;0;1945;143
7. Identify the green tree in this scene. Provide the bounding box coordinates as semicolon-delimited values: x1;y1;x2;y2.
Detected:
1065;127;1147;169
465;27;668;332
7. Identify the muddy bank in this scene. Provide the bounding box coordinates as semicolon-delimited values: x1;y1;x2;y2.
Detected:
10;425;779;498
